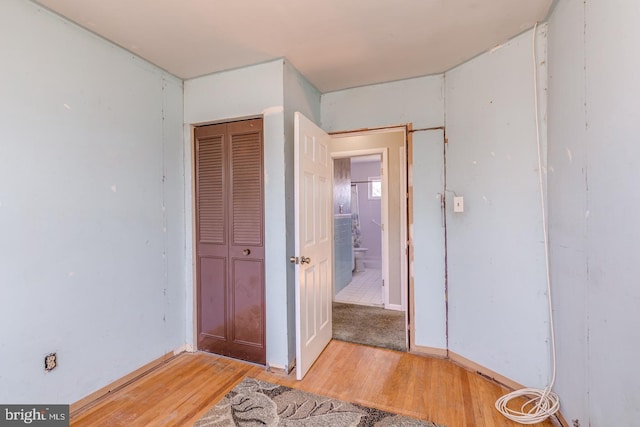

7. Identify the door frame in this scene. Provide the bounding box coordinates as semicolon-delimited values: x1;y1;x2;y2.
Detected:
329;126;409;314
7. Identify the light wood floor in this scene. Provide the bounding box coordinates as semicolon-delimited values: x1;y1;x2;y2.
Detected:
71;340;558;427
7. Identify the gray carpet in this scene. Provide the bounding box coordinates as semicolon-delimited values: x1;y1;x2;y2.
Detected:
194;377;445;426
332;302;407;352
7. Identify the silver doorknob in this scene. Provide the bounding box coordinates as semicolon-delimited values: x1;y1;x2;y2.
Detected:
289;256;299;264
243;249;251;256
300;256;311;265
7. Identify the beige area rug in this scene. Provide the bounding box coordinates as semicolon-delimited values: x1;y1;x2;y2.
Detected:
194;377;445;426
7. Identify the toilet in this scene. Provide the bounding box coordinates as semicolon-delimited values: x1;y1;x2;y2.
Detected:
353;247;368;272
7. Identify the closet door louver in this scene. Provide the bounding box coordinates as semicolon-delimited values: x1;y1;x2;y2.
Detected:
197;134;225;245
230;129;263;246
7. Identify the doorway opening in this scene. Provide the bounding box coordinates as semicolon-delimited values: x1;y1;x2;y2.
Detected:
333;154;384;307
329;128;408;352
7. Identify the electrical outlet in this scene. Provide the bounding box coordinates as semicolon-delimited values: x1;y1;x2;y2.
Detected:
453;196;464;213
45;353;57;371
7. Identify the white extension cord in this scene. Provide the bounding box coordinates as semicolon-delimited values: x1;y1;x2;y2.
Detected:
494;22;561;424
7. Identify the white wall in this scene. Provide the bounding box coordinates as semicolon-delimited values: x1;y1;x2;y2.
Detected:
547;0;589;422
183;60;291;369
583;1;640;423
283;61;321;367
548;0;640;424
445;28;551;388
322;76;447;349
351;161;382;262
411;129;447;349
322;76;443;132
0;0;185;404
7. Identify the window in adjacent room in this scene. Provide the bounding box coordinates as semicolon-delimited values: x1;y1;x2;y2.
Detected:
368;176;381;200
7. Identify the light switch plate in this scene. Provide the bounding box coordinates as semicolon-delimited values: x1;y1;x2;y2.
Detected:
453;196;464;213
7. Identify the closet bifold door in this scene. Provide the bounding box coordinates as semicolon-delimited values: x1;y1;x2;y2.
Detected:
195;118;265;365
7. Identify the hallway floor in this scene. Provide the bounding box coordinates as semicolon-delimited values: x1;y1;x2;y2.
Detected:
334;268;383;306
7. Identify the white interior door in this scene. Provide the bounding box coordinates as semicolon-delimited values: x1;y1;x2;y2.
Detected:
294;112;332;380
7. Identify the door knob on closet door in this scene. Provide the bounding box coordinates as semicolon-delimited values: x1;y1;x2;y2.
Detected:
300;256;311;265
243;249;251;256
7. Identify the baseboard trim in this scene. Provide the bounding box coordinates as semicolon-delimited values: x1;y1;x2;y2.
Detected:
448;351;570;426
410;344;448;359
173;343;194;354
448;351;524;391
265;357;295;375
552;411;570;427
266;365;286;374
287;357;296;374
70;350;181;416
384;303;403;311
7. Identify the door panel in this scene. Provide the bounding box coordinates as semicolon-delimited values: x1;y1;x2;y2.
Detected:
318;175;330;242
196;125;229;345
319;258;330;327
199;256;227;340
302;266;316;342
295;112;332;380
196;118;265;365
231;258;264;345
303;173;315;244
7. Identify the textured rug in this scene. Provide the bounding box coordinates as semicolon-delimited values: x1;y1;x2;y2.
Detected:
332;302;407;352
194;378;444;426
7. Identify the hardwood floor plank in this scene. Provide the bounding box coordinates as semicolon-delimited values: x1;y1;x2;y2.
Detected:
70;340;556;427
459;370;477;425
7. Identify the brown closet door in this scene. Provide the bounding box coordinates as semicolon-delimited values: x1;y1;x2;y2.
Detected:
195;118;265;364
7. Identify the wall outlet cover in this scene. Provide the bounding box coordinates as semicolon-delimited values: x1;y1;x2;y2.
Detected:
454;196;464;212
45;353;57;371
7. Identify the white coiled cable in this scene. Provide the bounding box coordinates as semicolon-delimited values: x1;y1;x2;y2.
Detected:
495;22;561;424
495;386;560;424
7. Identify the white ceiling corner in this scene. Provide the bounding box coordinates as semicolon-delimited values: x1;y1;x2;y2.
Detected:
34;0;553;93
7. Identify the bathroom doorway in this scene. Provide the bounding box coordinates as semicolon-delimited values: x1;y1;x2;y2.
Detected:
330;128;408;352
333;154;384;307
330;127;408;313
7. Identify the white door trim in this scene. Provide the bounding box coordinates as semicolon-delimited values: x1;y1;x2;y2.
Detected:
399;145;408;312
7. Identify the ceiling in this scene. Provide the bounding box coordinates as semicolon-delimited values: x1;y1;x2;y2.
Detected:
34;0;553;93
